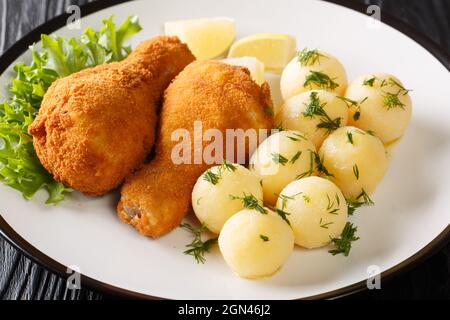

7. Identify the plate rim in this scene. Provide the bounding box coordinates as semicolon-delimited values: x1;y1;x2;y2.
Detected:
0;0;449;300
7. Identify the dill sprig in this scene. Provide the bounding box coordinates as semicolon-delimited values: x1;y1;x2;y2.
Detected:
387;78;411;95
202;160;237;185
347;131;354;144
383;90;406;110
296;150;333;179
337;96;368;121
297;48;326;66
287;132;307;142
180;223;217;264
203;169;220;185
347;189;374;215
319;218;334;229
303;91;342;135
362;76;387;88
290;151;302;164
303;71;339;91
229;193;267;214
221;159;237;172
296;150;315;179
363;77;376;87
314;151;334;178
353;164;360;180
273;193;296;226
329;222;359;256
271;153;289;166
326;194;340;215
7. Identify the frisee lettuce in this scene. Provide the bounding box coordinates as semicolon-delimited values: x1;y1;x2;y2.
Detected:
0;15;142;204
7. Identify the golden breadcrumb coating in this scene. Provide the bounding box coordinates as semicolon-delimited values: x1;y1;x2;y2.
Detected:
118;61;273;238
28;36;195;195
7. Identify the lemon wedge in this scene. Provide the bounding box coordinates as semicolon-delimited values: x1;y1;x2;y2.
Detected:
221;56;265;85
164;17;235;61
228;34;296;73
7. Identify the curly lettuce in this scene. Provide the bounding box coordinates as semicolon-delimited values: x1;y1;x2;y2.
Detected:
0;15;142;204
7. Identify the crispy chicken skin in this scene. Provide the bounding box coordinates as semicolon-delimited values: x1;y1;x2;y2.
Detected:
28;36;195;196
118;61;273;238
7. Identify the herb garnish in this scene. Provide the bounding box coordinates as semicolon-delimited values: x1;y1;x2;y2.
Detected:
287;132;307;142
203;169;220;185
297;48;326;66
383;90;406;110
320;218;334;229
363;77;376;87
353;164;360;180
329;222;359;256
336;96;368;122
303;71;339;91
229;193;267;214
180;223;217;264
347;131;354;145
296;150;333;179
274;193;296;226
347;189;374;215
290;151;302;164
203;159;237;185
271;153;289;166
326;194;340;215
260;234;270;242
303;92;342;135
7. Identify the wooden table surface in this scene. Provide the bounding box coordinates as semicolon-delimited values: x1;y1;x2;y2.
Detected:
0;0;449;300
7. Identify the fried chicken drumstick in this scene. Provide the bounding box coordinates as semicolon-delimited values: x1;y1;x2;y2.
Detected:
28;36;195;196
118;61;273;238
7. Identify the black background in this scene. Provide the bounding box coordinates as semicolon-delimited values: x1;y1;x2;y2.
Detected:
0;0;449;300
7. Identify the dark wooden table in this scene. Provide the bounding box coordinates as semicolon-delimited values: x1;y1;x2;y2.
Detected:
0;0;449;300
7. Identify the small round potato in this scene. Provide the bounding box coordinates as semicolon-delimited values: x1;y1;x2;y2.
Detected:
280;49;347;100
276;176;348;248
345;73;412;143
249;130;317;205
219;208;294;279
192;163;263;234
318;126;388;199
275;90;348;149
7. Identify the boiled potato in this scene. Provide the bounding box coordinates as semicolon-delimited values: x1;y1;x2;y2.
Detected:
249;130;317;205
318;126;388;199
276;176;347;248
280;49;347;100
345;73;412;143
219;208;294;279
192;163;263;234
275;90;348;149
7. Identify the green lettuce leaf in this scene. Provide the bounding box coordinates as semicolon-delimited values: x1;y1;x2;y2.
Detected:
0;15;142;204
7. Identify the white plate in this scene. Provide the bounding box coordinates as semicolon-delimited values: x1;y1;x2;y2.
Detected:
1;0;449;299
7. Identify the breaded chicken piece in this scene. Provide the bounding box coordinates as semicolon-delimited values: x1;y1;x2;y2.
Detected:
28;36;195;196
118;61;273;238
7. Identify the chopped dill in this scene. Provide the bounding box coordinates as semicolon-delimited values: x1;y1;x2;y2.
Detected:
180;223;217;264
290;151;302;164
303;70;339;91
353;164;360;180
297;48;326;66
271;153;289;166
329;222;359;256
229;193;267;214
